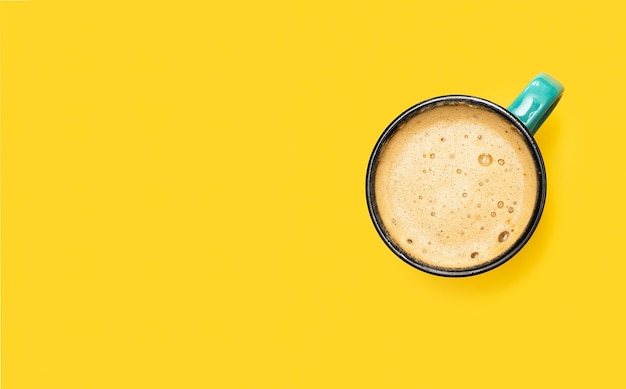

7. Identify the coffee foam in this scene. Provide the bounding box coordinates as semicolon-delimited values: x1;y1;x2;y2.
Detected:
373;103;539;271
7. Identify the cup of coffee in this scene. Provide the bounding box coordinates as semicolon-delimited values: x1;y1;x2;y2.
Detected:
366;73;564;277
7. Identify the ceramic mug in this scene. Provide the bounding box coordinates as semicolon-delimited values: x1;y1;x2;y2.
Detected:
366;73;564;276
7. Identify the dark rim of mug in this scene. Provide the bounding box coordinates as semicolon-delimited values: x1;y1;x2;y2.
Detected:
365;95;547;277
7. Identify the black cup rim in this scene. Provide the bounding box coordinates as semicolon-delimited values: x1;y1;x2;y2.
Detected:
366;95;547;277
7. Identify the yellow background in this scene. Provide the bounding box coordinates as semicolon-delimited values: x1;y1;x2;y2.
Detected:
1;1;623;388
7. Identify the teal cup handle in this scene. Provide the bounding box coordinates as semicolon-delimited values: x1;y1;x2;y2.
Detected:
507;73;564;135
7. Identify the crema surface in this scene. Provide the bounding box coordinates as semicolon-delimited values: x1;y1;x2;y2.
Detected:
373;103;539;270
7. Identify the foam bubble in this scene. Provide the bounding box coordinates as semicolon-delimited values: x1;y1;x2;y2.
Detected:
497;201;504;208
478;153;493;166
498;231;510;242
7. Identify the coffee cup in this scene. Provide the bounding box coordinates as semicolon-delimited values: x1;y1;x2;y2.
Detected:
366;73;564;277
